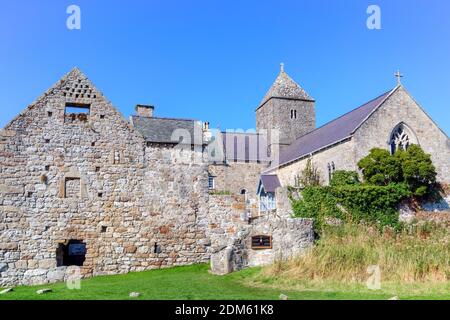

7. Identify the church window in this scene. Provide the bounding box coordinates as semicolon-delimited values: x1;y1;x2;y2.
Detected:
208;175;215;190
251;235;272;250
290;109;297;120
390;124;411;154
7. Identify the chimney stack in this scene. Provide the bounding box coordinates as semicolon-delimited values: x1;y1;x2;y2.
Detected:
135;104;154;118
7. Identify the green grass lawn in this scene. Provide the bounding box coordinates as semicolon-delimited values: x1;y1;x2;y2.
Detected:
0;264;448;300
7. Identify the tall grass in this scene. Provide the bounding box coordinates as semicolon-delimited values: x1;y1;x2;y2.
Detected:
265;222;450;284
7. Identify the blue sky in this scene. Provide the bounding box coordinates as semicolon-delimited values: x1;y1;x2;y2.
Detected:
1;0;449;135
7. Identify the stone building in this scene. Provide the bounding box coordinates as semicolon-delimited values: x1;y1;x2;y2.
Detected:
1;65;449;286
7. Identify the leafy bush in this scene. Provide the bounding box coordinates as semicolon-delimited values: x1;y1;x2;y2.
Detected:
358;145;437;197
357;148;402;185
394;145;437;196
330;170;360;186
292;184;411;232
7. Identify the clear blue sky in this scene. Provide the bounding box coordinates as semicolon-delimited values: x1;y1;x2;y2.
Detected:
1;0;449;135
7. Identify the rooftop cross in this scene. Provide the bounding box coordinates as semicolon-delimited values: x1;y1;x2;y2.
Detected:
280;63;285;73
395;69;403;85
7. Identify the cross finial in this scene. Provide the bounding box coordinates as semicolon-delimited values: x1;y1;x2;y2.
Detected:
280;63;285;72
395;69;403;85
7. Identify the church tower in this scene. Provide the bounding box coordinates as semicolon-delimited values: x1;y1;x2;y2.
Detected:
256;64;316;155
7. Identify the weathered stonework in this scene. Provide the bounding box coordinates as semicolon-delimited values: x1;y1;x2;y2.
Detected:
0;69;211;286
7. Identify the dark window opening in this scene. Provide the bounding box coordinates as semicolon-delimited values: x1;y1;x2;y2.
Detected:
56;239;86;267
45;139;50;144
100;114;105;119
101;226;107;233
240;189;246;195
208;175;215;190
47;111;53;117
91;142;96;147
98;192;103;198
45;165;50;171
154;243;162;254
95;166;100;172
65;103;90;123
27;191;33;197
251;235;272;250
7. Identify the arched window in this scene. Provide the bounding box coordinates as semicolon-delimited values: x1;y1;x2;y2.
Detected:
390;123;416;154
240;189;246;195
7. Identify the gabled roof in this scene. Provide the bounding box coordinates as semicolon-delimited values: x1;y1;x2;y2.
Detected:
258;174;281;193
268;86;399;170
131;116;203;145
258;69;314;109
221;132;269;162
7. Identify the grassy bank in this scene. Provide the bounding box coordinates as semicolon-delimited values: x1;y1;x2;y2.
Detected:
0;263;448;300
247;222;449;297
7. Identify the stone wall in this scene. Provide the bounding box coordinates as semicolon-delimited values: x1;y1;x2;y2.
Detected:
208;162;266;216
0;69;211;287
208;193;314;274
274;139;356;186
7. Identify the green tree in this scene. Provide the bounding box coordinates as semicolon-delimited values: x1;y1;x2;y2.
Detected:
357;148;402;185
395;145;437;196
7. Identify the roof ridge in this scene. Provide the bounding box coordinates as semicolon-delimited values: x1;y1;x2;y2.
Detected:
132;115;199;122
293;88;395;140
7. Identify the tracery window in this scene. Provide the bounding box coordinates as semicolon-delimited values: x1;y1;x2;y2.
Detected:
390;124;411;154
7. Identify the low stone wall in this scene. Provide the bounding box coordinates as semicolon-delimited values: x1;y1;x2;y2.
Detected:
209;192;314;275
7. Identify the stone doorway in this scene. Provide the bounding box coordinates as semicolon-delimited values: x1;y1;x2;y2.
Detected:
56;239;87;267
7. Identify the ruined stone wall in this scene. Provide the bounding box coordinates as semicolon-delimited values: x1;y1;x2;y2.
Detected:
0;69;211;286
208;162;266;216
354;87;450;183
208;194;314;274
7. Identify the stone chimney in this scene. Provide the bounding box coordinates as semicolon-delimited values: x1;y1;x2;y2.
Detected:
135;104;154;118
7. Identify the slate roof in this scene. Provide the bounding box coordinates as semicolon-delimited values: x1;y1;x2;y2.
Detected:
221;132;269;162
259;175;281;193
258;69;314;108
131;116;203;145
270;87;397;170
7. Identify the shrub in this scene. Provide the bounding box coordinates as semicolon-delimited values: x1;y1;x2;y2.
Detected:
357;148;402;185
330;170;360;186
358;145;437;197
292;184;411;232
394;145;437;196
294;158;321;188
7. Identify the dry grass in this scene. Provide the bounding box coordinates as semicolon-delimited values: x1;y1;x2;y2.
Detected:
264;222;450;285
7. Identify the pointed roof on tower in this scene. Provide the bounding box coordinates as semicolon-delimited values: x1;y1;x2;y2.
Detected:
258;63;314;109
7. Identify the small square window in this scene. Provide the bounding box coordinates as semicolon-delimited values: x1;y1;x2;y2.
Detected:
45;139;50;144
95;166;100;172
101;226;107;233
98;192;103;198
100;115;105;119
91;142;96;147
27;191;33;197
47;111;53;117
45;165;50;171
